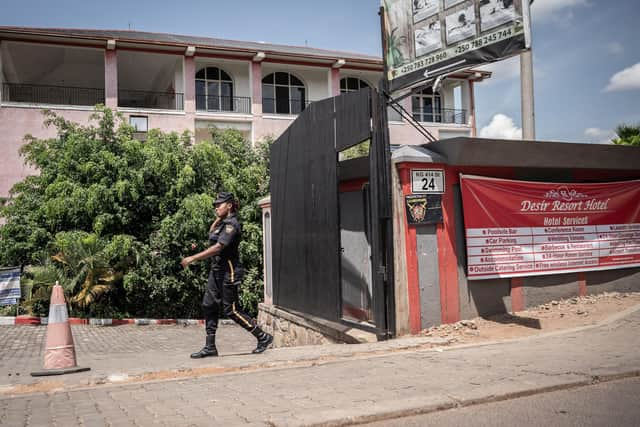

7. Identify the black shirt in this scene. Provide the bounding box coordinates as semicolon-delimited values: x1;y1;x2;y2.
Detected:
208;214;241;267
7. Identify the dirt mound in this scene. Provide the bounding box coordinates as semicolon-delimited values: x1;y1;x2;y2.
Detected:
421;292;640;344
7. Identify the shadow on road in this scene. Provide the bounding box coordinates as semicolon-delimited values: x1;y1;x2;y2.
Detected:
483;313;542;329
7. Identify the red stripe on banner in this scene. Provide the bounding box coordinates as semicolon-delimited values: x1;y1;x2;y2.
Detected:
599;254;640;265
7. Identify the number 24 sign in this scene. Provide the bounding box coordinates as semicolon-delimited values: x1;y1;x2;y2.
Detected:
411;169;445;194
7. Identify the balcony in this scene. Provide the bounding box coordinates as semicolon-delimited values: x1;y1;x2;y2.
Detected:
1;83;105;106
118;89;184;111
262;97;313;115
413;108;467;125
196;95;251;114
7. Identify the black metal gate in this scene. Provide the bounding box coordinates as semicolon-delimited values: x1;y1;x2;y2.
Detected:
270;87;394;336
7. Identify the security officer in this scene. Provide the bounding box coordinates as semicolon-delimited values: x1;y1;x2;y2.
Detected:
180;191;273;358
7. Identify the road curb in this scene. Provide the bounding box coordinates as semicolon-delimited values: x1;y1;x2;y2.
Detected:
0;316;207;326
302;370;640;427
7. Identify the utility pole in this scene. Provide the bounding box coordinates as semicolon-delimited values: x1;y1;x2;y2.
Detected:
521;0;535;140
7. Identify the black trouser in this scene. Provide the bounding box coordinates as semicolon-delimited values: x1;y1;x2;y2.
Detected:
202;260;256;336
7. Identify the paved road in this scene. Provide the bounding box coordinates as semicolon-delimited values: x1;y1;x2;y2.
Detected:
362;376;640;427
0;307;639;426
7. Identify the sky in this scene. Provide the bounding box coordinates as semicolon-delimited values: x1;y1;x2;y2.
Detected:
1;0;639;143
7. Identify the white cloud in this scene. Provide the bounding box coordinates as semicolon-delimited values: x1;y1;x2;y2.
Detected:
584;127;615;144
607;42;624;55
604;63;640;92
479;114;522;139
531;0;590;22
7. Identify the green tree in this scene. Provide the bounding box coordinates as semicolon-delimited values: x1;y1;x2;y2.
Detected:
612;123;640;146
0;108;270;317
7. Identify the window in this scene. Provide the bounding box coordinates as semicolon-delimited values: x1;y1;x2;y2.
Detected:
412;87;442;123
196;67;234;112
340;77;370;94
129;116;148;132
262;72;306;114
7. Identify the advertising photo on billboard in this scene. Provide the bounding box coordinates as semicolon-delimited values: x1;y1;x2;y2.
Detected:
382;0;532;92
414;19;442;57
413;0;440;22
445;4;477;45
480;0;518;32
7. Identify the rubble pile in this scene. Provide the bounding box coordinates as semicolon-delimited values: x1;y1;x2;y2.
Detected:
420;292;640;340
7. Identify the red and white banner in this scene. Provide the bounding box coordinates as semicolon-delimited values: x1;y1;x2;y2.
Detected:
460;175;640;280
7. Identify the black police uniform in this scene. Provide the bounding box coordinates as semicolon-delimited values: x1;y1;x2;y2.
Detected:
191;192;273;358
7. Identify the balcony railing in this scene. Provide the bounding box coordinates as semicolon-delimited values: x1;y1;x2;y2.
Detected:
1;83;105;106
413;108;467;125
262;97;313;115
118;89;184;111
196;95;251;114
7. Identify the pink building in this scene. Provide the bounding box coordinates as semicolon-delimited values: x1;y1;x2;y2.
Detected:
0;26;490;197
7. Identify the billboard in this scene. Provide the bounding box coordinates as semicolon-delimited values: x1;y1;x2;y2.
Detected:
459;175;640;280
382;0;532;92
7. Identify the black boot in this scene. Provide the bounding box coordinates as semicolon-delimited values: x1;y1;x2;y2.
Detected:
190;334;218;358
251;328;273;354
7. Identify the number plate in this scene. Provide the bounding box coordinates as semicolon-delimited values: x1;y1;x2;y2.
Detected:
411;169;445;194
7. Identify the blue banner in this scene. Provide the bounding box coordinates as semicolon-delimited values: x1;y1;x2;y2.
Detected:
0;268;21;306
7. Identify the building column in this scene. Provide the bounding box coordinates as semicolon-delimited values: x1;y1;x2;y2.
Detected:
331;68;340;96
104;50;118;109
251;60;262;116
468;80;476;136
437;167;460;324
397;163;422;334
184;56;195;114
0;41;4;104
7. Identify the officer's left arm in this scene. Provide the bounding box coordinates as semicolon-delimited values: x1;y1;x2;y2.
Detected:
180;222;238;268
180;243;223;268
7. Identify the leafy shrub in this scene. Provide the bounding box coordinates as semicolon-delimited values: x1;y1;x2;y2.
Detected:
0;108;270;317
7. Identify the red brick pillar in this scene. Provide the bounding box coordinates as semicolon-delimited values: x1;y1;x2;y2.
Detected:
397;164;422;334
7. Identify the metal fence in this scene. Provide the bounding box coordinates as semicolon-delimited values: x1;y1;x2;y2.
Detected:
1;83;105;106
412;108;467;125
118;89;184;110
195;95;251;114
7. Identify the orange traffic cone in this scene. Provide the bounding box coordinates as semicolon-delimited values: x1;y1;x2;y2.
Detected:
31;282;90;376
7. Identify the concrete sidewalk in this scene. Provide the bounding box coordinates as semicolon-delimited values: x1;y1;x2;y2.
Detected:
0;320;455;390
1;306;639;426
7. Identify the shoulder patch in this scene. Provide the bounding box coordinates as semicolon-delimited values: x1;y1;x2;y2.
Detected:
224;224;235;233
